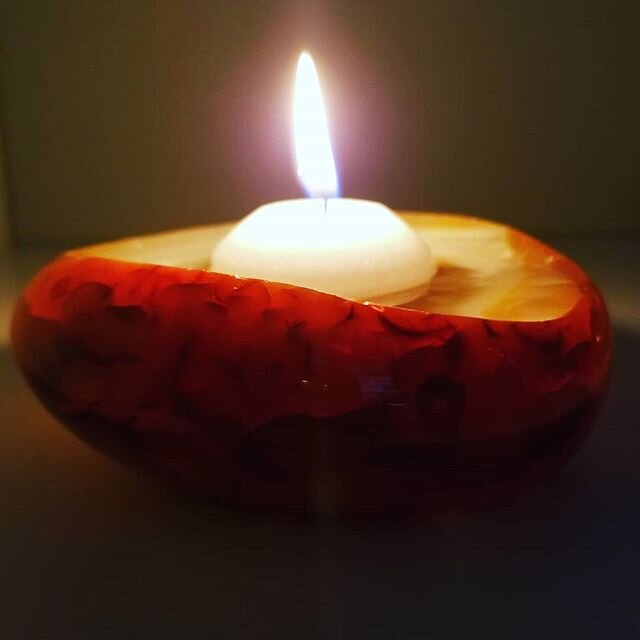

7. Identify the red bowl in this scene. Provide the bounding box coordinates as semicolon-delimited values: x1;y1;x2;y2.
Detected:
11;213;611;517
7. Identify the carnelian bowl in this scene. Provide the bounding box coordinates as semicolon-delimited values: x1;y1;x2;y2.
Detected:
12;213;611;517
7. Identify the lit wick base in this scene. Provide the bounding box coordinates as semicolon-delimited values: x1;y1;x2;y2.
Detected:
11;213;611;518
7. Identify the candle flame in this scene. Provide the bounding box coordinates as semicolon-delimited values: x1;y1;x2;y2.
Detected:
293;51;339;199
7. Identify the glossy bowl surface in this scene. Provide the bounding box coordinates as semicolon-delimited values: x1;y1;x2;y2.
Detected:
12;213;611;516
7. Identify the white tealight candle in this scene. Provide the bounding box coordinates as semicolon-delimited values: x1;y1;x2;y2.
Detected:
213;197;435;306
211;51;436;306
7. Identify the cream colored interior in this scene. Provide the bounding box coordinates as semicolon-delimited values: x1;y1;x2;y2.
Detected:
71;213;580;321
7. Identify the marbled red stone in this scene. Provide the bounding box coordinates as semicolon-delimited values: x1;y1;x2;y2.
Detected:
11;216;611;517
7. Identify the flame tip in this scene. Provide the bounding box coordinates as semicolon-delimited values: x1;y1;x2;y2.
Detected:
293;48;338;198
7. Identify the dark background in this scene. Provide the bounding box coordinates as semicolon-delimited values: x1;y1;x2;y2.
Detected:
1;0;638;245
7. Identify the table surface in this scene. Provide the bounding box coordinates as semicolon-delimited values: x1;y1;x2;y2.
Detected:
1;233;639;640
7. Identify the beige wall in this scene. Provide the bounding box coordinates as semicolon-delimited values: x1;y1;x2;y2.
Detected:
1;1;639;246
